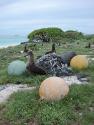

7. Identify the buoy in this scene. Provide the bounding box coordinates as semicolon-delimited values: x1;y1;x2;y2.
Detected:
8;60;26;75
70;55;88;70
39;77;69;101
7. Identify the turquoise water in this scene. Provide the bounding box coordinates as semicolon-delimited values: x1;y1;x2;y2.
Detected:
0;35;28;48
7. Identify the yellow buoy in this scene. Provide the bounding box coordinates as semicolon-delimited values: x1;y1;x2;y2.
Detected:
70;55;88;70
39;77;69;101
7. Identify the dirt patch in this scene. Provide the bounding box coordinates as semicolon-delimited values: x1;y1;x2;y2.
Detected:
0;119;11;125
27;119;39;125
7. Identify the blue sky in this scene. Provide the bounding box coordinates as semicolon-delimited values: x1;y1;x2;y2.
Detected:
0;0;94;35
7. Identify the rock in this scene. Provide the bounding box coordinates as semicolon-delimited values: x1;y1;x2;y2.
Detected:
20;41;29;44
0;86;6;91
76;73;88;79
60;51;76;66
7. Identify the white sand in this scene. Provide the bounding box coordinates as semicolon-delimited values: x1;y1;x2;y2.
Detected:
0;84;35;104
63;76;87;85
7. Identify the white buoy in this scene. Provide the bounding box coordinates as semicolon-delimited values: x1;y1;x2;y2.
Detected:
8;60;26;75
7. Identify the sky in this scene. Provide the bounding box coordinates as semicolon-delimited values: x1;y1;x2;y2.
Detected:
0;0;94;35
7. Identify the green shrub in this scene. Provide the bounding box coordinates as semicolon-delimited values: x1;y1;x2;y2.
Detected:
64;30;84;40
28;27;64;42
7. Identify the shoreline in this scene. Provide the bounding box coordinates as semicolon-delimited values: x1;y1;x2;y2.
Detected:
0;44;20;49
0;41;29;49
0;35;28;49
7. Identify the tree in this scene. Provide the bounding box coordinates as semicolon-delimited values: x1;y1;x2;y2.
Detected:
28;27;64;42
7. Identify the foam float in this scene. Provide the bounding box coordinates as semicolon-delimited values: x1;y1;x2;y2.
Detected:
39;77;69;101
70;55;88;70
8;60;26;75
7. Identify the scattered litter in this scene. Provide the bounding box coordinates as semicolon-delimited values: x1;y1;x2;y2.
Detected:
62;76;88;85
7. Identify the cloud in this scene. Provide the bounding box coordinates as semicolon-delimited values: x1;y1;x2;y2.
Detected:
0;0;58;16
1;0;94;17
0;0;94;35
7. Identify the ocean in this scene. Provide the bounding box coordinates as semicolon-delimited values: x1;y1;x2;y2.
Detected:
0;35;28;48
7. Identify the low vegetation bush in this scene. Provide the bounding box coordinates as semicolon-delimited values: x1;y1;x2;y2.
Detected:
64;30;84;40
28;28;85;43
28;27;64;42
